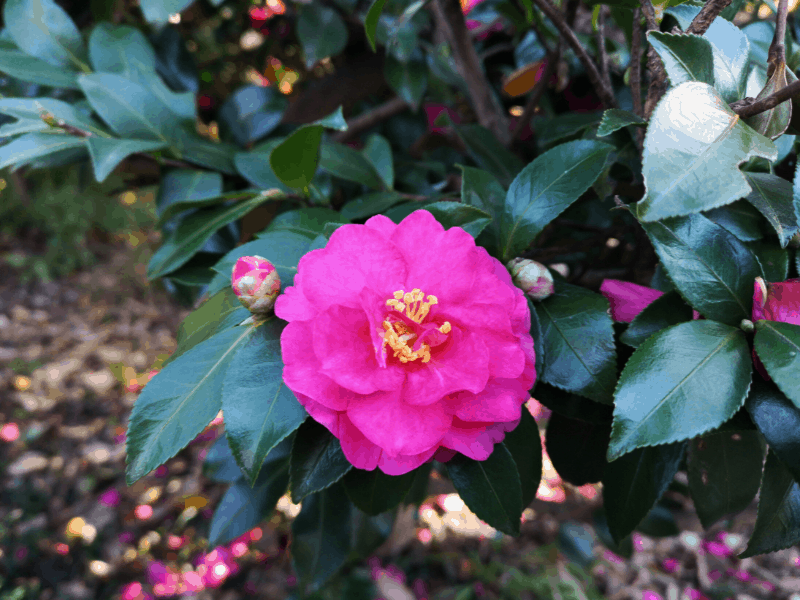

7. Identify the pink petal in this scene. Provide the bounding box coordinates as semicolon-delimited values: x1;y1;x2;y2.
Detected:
274;284;317;322
755;278;800;325
336;413;382;471
378;445;438;475
600;279;664;322
451;378;526;422
440;418;509;461
347;390;452;457
364;213;398;238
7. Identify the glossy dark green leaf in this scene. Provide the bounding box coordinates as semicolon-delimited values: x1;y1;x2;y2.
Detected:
528;298;544;382
602;442;686;543
235;138;291;192
208;456;290;545
641;212;764;325
139;0;194;24
383;200;437;223
533;112;602;148
365;0;389;51
340;192;404;221
0;132;85;170
593;508;634;558
596;108;646;137
704;200;765;243
290;419;353;502
404;462;433;507
319;141;385;190
748;240;789;282
0;98;105;135
219;85;286;146
637;83;776;222
313;106;348;131
363;134;394;189
744;57;792;141
88;23;156;76
384;56;427;111
740;450;800;557
156;169;223;218
126;325;256;485
636;503;680;538
609;321;752;460
166;287;249;367
754;320;800;409
746;379;800;484
147;195;269;279
620;290;693;348
743;172;798;247
456;124;525;188
87;137;168;183
446;444;523;536
546;412;610;486
222;319;307;486
204;434;246;483
4;0;86;68
264;207;349;237
269;125;324;190
648;31;715;88
175;135;236;175
342;467;416;515
0;50;80;88
688;430;763;528
423;202;492;239
532;382;613;424
297;5;348;68
500;140;613;262
502;408;542;509
533;281;617;404
459;165;505;259
166;255;218;288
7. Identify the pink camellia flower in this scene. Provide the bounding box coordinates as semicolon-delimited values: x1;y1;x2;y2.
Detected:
600;279;665;322
752;277;800;379
424;103;461;135
507;258;554;301
275;210;536;475
231;255;281;314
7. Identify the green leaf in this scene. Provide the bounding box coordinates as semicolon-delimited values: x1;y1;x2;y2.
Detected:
156;169;223;219
533;280;617;404
319;141;385;190
220;85;286;146
640;212;764;325
620;290;694;348
546;412;609;486
688;430;763;529
648;31;715;88
88;23;156;76
291;483;353;593
235;139;291;192
264;207;349;238
609;321;752;461
740;450;800;557
296;5;348;69
602;442;686;543
746;379;800;484
533;112;602;148
175;135;236;175
743;172;798;247
166;287;249;367
340;192;404;221
205;433;248;483
312;105;348;131
744;58;792;141
533;382;614;424
4;0;86;69
363;133;394;190
459;166;505;258
0;118;49;137
385;56;427;111
637;82;776;222
423;202;492;239
704;200;765;243
208;452;290;545
87;137;168;182
0;98;106;136
500;140;613;262
446;444;523;536
502;408;542;509
342;468;416;515
126;325;255;485
222;319;308;486
0;132;85;170
365;0;389;51
455;124;525;188
139;0;195;24
754;320;800;409
290;419;353;502
270;125;324;190
78;73;176;142
0;50;80;88
596;109;647;137
147;195;269;279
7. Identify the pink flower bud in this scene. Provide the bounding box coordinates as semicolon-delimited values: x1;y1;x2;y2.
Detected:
231;255;281;314
752;277;800;325
506;258;554;301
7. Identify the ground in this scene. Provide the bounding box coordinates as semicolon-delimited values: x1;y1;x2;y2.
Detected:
1;233;800;600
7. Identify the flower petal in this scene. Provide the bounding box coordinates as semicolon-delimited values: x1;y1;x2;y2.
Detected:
600;279;664;322
440;418;508;461
337;413;382;471
378;446;438;475
451;379;525;423
275;284;317;322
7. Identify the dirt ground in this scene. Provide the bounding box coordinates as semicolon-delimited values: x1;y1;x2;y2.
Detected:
2;233;800;600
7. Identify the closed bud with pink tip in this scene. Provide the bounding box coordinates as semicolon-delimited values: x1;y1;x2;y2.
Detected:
506;258;554;301
231;255;281;314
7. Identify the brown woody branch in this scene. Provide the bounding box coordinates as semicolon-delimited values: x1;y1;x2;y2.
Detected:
596;6;613;104
331;97;409;143
685;0;733;35
730;77;800;118
641;0;668;120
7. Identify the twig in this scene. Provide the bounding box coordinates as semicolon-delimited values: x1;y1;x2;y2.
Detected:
432;0;511;145
596;5;613;105
510;51;559;143
685;0;733;35
630;7;643;119
331;97;409;143
730;77;800;117
770;0;790;73
529;0;618;109
641;0;669;120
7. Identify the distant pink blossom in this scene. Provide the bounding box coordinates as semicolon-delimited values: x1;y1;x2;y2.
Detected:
0;423;20;442
661;558;679;573
424;103;461;135
100;488;121;507
642;592;663;600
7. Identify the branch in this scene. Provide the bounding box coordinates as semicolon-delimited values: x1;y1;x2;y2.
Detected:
529;0;618;109
730;77;800;118
432;0;511;145
641;0;669;120
596;5;613;105
685;0;733;35
331;97;409;143
630;7;643;119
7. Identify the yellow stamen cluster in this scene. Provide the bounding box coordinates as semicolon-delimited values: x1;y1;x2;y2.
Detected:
381;288;451;364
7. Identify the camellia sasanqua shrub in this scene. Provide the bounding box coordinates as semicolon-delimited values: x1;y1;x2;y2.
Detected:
4;0;800;595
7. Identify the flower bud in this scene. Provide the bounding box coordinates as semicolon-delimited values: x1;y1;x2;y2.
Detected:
231;255;280;314
506;258;554;301
752;276;800;325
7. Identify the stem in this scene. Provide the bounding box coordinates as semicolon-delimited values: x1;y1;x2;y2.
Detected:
640;0;668;120
331;97;409;143
630;7;643;119
731;77;800;117
686;0;733;35
596;5;613;104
